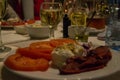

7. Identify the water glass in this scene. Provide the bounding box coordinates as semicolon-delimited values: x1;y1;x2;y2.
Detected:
105;1;120;51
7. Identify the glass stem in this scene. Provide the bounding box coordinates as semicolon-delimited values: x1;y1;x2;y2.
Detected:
0;23;5;51
49;25;55;39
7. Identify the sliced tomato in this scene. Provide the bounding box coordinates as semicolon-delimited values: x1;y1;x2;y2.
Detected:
30;41;53;49
4;54;49;71
29;41;54;52
16;47;52;61
29;47;53;54
50;38;75;47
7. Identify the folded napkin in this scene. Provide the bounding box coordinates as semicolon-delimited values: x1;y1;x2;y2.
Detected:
8;0;24;20
2;31;30;44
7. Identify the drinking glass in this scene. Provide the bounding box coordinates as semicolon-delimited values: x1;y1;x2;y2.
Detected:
105;0;120;51
0;0;11;53
40;2;62;39
88;0;108;29
69;0;89;41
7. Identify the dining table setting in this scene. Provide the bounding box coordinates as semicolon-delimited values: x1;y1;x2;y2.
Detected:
0;28;120;80
0;21;120;80
0;0;120;80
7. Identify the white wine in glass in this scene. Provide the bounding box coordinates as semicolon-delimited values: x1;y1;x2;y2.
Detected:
70;0;88;27
69;0;89;41
0;0;11;53
40;2;62;39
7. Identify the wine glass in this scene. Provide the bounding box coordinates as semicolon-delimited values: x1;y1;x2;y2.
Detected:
40;2;62;39
0;0;11;53
69;0;89;41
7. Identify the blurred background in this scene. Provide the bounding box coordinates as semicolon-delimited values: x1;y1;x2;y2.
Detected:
1;0;120;30
6;0;64;20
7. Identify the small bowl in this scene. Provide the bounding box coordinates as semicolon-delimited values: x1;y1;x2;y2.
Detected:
26;25;50;39
14;20;35;35
14;25;28;35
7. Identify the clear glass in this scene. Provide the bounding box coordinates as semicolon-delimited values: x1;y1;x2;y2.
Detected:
0;0;11;53
40;2;62;39
105;2;120;51
87;0;108;29
67;0;89;41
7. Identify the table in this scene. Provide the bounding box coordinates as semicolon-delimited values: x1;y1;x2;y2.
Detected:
0;30;120;80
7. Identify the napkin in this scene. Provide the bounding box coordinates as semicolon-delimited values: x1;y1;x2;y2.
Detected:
8;0;24;20
2;31;30;44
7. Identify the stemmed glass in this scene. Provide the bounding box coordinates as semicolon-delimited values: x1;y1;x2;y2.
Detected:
40;2;62;39
69;0;89;41
0;0;11;53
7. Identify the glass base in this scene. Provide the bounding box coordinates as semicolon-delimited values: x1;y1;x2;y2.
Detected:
0;46;11;53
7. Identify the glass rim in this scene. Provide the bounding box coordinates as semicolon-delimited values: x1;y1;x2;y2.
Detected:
41;2;63;9
41;2;62;5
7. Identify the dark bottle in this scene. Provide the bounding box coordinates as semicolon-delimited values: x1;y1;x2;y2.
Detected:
63;14;71;38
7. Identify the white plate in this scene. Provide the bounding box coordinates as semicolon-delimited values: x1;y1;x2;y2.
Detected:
97;31;106;40
3;49;120;80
